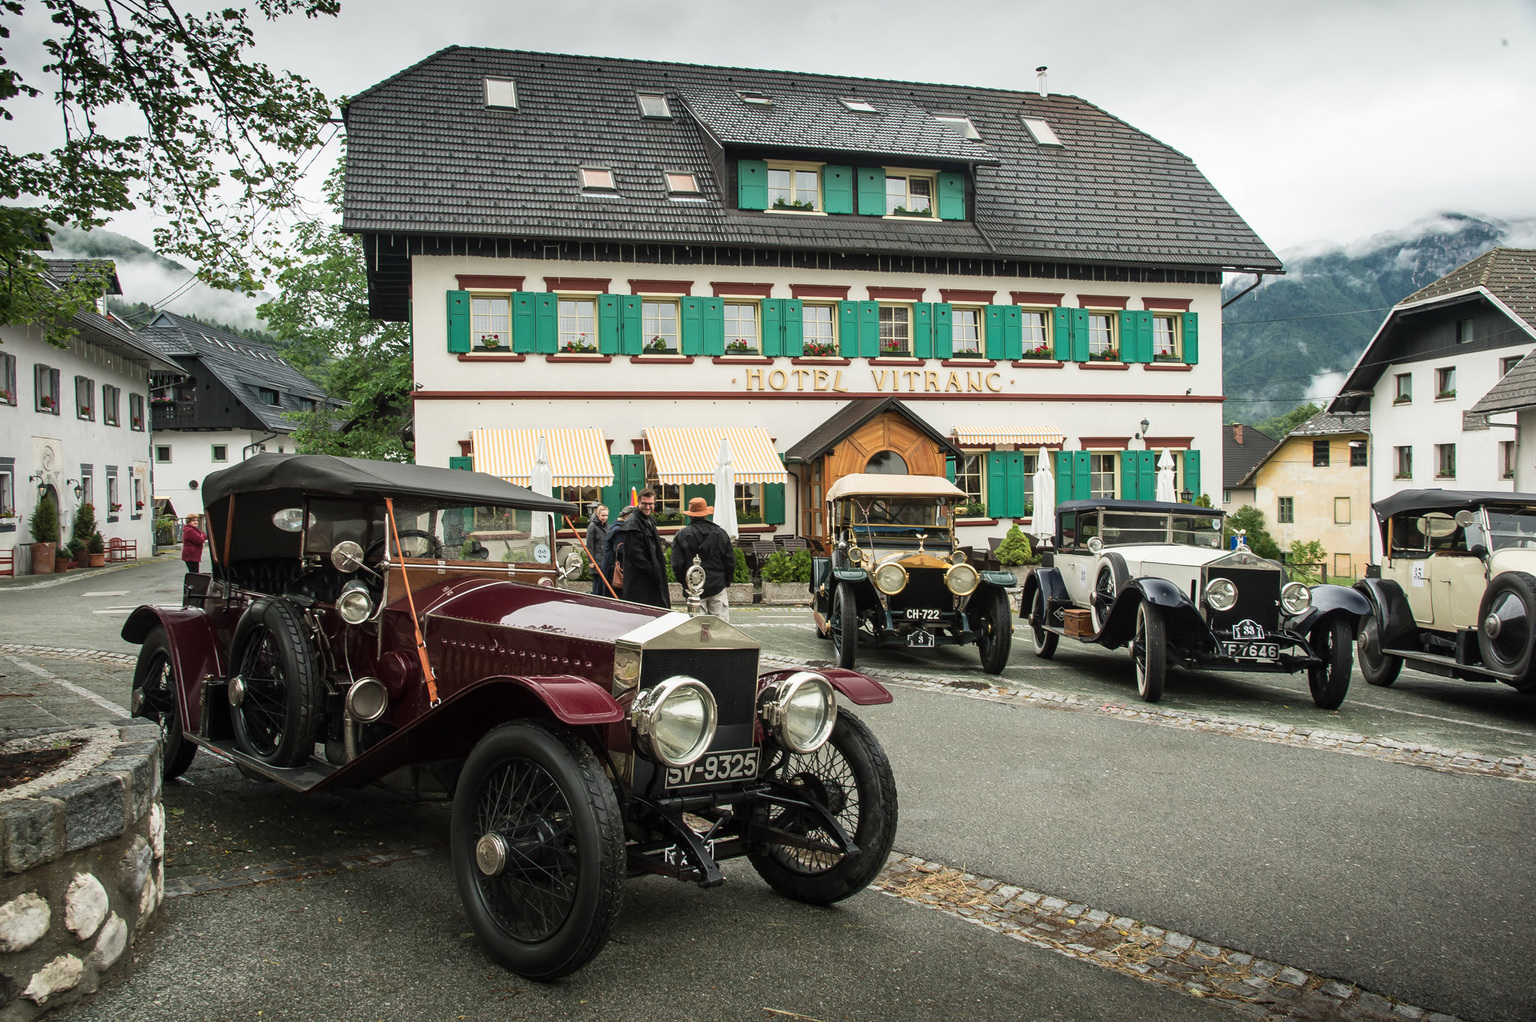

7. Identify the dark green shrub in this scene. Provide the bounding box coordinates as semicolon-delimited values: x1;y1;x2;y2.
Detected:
1224;506;1282;560
88;531;105;554
29;494;59;544
734;548;749;584
995;525;1038;566
761;549;813;583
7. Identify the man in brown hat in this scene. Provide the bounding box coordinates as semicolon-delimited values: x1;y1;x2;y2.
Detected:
670;495;736;620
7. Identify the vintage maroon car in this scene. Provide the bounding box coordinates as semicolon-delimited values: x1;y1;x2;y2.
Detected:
122;455;898;978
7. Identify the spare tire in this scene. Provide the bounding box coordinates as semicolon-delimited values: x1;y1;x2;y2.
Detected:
228;598;325;767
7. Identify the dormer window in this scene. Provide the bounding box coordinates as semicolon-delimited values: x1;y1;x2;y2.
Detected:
935;114;980;139
637;92;671;118
484;78;517;109
738;91;772;106
258;386;280;406
840;97;877;113
665;172;700;195
1021;116;1063;146
580;167;616;191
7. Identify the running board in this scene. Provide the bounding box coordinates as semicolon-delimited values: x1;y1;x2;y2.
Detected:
188;735;336;792
1380;647;1517;682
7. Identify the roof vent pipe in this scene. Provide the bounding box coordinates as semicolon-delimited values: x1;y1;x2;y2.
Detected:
1036;66;1048;98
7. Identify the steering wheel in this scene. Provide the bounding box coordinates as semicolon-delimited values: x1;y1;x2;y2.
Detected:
365;529;443;562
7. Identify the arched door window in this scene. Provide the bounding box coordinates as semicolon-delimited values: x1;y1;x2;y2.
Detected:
864;450;908;474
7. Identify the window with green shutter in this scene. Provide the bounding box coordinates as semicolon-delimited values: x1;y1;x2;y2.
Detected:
738;160;768;210
682;297;707;356
912;303;933;359
985;451;1027;517
859;301;880;358
446;290;470;353
598;294;622;354
838;302;860;357
1120;311;1153;363
759;299;781;357
937;171;965;220
1181;312;1199;365
763;482;786;524
512;293;537;354
1118;450;1155;499
823;165;854;214
1052;307;1072;361
602;454;648;518
856;167;886;215
619;296;642;355
933;303;954;359
1054;451;1091;501
533;293;558;354
782;298;803;357
1181;450;1201;499
449;456;473;471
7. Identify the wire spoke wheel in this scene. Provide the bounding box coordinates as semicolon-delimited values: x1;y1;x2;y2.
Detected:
235;627;289;757
228;599;323;768
131;627;195;779
474;759;581;942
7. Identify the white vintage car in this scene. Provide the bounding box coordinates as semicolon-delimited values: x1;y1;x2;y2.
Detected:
1355;489;1536;691
1023;499;1369;706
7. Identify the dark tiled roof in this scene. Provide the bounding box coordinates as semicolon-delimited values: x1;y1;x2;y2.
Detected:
676;87;996;164
1472;348;1536;414
1221;423;1277;488
342;48;1279;273
31;259;179;372
1401;248;1536;331
41;259;122;295
138;312;337;432
1286;411;1369;437
783;397;960;464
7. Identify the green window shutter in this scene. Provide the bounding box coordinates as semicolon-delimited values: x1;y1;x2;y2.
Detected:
449;456;473;471
1117;312;1137;362
764;483;786;525
1119;451;1139;499
600;454;625;514
761;298;783;358
738;160;768;210
933;303;953;359
858;301;879;358
1070;309;1090;362
598;295;621;354
783;299;803;357
945;456;956;483
683;483;716;510
1181;312;1199;365
1054;451;1073;504
446;291;470;354
619;297;642;355
838;301;860;357
534;293;558;354
1052;307;1071;360
1182;450;1201;500
987;452;1009;517
681;297;705;356
857;167;886;215
1005;452;1026;517
1002;305;1023;361
703;297;724;357
1135;311;1154;363
1139;452;1156;500
984;305;1006;360
912;302;933;359
512;293;537;354
1072;452;1091;500
937;172;966;220
823;165;854;214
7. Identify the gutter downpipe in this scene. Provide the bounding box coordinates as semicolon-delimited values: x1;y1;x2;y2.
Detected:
1222;272;1264;309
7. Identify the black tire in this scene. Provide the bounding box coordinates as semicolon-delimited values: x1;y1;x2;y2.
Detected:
1028;586;1058;660
831;586;857;669
131;627;197;780
1477;571;1536;690
451;721;625;980
1131;600;1166;703
975;587;1012;675
1092;557;1127;633
1307;616;1353;710
1356;608;1402;687
228;598;324;768
748;710;898;904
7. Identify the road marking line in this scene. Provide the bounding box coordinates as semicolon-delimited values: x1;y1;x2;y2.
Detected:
82;590;131;597
1;655;130;719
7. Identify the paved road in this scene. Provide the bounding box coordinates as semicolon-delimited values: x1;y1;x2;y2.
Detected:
5;559;1534;1021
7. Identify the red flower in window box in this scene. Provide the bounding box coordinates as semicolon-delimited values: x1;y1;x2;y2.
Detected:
131;417;143;429
1021;344;1053;359
802;341;837;357
40;395;55;409
108;502;123;513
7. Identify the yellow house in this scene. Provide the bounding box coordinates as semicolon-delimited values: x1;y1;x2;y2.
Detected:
1240;412;1371;581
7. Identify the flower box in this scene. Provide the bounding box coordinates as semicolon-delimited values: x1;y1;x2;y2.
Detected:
889;206;931;217
646;337;676;354
801;342;837;357
724;342;754;354
772;198;817;212
560;335;597;354
478;334;504;349
1089;349;1120;362
39;396;55;409
1020;345;1054;360
131;418;143;429
108;503;123;513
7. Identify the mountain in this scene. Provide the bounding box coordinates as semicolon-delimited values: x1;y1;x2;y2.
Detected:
1220;213;1536;423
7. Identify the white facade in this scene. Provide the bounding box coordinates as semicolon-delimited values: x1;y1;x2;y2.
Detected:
151;427;295;521
0;322;157;566
411;255;1226;543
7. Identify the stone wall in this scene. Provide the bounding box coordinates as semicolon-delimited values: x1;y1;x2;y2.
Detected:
0;723;164;1020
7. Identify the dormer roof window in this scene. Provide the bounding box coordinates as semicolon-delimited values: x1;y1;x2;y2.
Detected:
1021;116;1063;146
738;91;772;106
637;92;671;118
580;167;617;191
935;114;980;140
484;78;517;109
665;172;700;195
840;97;877;113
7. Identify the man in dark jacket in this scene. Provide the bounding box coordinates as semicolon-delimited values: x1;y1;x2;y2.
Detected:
670;496;736;620
585;503;609;595
616;490;669;609
598;504;633;598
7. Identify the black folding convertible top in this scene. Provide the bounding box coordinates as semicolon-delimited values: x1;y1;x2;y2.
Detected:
1371;488;1536;520
1055;498;1223;517
202;454;577;515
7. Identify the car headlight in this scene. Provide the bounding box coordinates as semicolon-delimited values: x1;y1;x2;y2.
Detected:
1281;582;1312;616
950;548;967;565
1204;577;1237;612
945;562;980;596
758;671;837;753
847;545;864;566
873;561;908;595
337;581;375;625
631;675;718;767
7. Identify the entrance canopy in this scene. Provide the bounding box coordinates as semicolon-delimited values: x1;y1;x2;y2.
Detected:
470;428;614;487
952;426;1063;446
644;427;787;485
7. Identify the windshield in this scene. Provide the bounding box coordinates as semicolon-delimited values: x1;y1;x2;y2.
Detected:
1098;511;1222;549
839;496;952;556
1485;510;1536;553
387;499;558;565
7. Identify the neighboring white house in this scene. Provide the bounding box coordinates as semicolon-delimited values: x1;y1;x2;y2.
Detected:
0;261;181;570
1330;248;1536;556
137;312;339;519
1471;346;1536;493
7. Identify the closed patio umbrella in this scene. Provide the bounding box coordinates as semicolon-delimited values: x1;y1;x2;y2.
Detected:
1032;448;1055;543
714;436;738;540
1155;448;1178;503
531;433;553;556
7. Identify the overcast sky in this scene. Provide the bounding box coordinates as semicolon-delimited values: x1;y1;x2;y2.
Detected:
10;0;1536;265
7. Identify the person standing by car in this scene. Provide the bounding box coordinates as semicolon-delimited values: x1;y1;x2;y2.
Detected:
180;513;206;574
671;496;735;620
617;489;669;608
585;503;609;595
599;504;634;597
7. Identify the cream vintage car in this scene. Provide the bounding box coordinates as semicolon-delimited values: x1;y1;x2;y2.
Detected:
1355;489;1536;691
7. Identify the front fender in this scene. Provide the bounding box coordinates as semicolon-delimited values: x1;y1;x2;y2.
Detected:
980;570;1017;588
121;605;224;733
758;666;892;706
1025;567;1067;608
1288;584;1371;635
833;568;869;583
1102;578;1214;652
1353;577;1417;647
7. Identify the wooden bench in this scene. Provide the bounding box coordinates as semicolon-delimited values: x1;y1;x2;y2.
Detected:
0;548;12;578
107;537;138;562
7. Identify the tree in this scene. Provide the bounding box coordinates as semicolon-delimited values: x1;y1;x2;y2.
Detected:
1;0;338;343
258;162;411;462
1224;505;1282;560
1254;402;1320;440
1287;539;1327;584
995;524;1038;566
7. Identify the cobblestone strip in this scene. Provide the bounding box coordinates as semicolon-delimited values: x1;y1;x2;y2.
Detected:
762;653;1536;784
0;645;138;667
873;854;1460;1022
163;845;437;899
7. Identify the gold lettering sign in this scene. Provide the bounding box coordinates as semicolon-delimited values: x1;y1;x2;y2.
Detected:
744;367;997;393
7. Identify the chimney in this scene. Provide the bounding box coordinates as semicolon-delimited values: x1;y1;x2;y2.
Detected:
1036;66;1048;98
1233;423;1244;445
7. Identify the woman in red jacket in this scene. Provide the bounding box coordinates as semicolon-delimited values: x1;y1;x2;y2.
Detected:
180;514;207;574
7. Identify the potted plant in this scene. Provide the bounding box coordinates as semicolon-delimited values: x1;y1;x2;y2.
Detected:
69;502;97;566
879;342;907;356
0;505;15;522
39;394;55;410
28;494;59;573
760;548;813;604
772;197;816;211
478;333;502;350
802;340;837;357
131;416;143;429
1089;347;1120;362
0;388;11;403
957;500;987;519
88;531;106;568
560;334;596;354
725;340;752;354
647;336;670;354
1021;343;1054;360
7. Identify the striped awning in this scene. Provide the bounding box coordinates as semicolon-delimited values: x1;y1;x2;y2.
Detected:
644;427;788;485
470;428;614;487
952;426;1064;446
